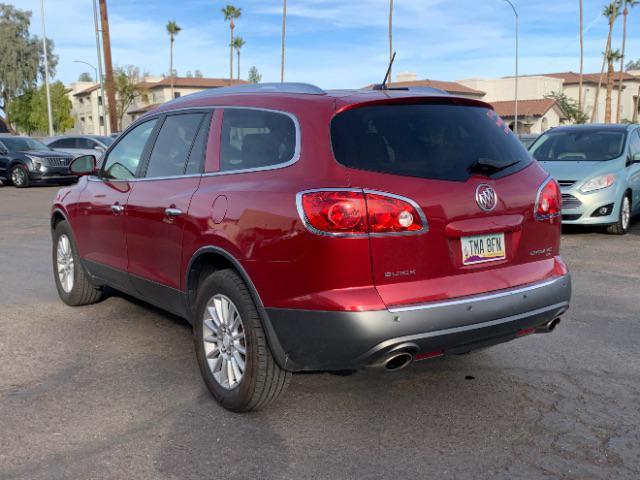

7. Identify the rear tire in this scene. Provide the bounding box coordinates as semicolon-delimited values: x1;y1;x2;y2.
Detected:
10;165;30;188
606;194;631;235
193;269;290;412
52;221;103;305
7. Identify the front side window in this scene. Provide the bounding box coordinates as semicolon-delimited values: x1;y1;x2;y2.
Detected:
220;109;296;171
144;113;205;178
530;129;627;162
627;130;640;159
102;119;157;180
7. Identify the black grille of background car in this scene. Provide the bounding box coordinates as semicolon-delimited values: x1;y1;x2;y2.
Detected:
558;180;575;187
43;157;72;167
561;194;582;209
562;214;582;221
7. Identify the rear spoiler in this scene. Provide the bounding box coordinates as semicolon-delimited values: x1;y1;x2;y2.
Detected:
334;94;494;115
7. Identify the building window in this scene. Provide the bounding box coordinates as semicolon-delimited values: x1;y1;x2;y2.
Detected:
80;117;85;123
174;91;181;98
79;98;84;104
541;117;549;131
100;116;104;127
98;96;103;106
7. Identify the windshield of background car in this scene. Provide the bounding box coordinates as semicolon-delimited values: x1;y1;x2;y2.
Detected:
0;137;51;152
331;103;531;182
530;130;627;161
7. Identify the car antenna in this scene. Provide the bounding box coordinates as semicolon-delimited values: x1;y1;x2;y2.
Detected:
373;52;396;91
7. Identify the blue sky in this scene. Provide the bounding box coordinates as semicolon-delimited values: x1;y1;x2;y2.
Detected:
15;0;640;89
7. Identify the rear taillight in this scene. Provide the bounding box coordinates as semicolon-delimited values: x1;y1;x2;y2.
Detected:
535;177;561;221
298;189;426;236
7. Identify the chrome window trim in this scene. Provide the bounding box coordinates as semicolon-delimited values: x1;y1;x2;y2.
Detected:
388;275;566;313
295;188;429;238
92;105;301;183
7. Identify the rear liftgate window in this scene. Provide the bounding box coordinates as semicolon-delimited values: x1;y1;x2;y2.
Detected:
331;103;532;182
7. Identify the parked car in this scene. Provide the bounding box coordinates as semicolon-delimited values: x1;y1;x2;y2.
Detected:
519;133;539;149
529;124;640;234
0;135;76;188
44;135;114;160
51;83;571;412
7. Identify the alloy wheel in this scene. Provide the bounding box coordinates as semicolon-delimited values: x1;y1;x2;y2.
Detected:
56;234;74;293
621;196;631;231
202;294;247;390
11;167;25;186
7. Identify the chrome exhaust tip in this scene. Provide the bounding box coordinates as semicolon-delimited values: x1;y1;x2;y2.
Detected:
535;317;561;334
384;352;413;371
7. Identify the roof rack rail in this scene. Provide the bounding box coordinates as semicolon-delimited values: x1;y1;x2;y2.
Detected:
186;82;326;97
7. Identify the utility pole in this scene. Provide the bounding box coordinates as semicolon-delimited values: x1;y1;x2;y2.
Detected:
99;0;118;133
40;0;54;136
92;0;107;135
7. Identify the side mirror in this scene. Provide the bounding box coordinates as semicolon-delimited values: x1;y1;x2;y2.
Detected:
69;154;97;176
94;145;105;152
632;152;640;163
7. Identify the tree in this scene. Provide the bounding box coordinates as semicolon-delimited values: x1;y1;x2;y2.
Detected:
578;0;584;113
221;5;241;86
616;0;638;122
194;69;204;78
0;3;57;131
625;58;640;70
113;65;145;130
281;0;287;82
591;2;619;123
232;37;245;80
8;81;72;134
78;72;94;82
545;91;589;124
605;48;623;123
186;70;193;78
166;20;182;99
248;66;262;84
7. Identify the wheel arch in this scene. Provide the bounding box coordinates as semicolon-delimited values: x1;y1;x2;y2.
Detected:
185;246;290;370
51;207;69;232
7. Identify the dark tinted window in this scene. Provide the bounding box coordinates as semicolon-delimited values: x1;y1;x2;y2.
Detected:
331;104;531;182
220;109;296;171
185;115;210;175
530;129;627;161
103;119;157;180
145;113;204;178
2;137;51;152
50;138;77;149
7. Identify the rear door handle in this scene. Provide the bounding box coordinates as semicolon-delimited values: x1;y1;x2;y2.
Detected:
164;207;183;217
111;204;124;214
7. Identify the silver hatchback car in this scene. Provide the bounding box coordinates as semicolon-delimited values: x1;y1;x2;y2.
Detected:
530;124;640;234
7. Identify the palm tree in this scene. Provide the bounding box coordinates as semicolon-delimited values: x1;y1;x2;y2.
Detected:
591;2;619;123
388;0;394;82
281;0;287;82
221;5;241;86
605;49;624;122
166;20;182;99
233;37;246;81
616;0;639;122
578;0;584;113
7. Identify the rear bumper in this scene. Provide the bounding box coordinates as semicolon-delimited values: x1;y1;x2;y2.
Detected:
265;274;571;371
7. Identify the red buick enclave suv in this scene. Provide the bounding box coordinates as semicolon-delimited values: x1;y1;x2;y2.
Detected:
51;83;571;411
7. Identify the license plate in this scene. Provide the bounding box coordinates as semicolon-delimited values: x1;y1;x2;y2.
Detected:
461;233;506;265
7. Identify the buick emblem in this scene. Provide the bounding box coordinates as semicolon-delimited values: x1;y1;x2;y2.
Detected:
475;184;497;212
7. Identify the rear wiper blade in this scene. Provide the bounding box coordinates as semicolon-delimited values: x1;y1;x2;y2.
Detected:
468;158;519;175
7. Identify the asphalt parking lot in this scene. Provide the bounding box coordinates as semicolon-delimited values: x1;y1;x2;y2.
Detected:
0;184;639;480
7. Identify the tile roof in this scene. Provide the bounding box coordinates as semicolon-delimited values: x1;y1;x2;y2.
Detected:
73;85;100;96
491;98;558;118
386;79;486;96
127;103;160;115
141;77;249;89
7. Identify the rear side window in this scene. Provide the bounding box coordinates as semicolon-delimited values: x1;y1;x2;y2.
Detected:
51;138;77;149
145;113;205;178
220;109;296;172
331;103;531;182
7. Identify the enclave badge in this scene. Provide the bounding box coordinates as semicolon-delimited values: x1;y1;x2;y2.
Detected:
475;184;498;212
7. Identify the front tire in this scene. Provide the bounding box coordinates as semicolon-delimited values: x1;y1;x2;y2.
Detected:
52;221;103;305
10;165;30;188
193;269;290;412
607;194;631;235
